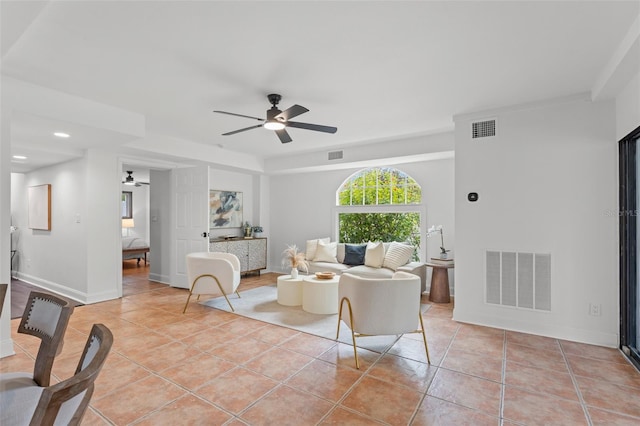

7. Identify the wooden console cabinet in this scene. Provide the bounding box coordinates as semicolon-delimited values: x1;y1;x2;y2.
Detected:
209;237;267;274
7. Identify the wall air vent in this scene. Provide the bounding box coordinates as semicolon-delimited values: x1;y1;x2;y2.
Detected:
328;150;343;161
472;119;496;139
485;250;551;311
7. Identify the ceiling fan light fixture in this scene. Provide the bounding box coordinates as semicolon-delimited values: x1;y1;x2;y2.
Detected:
124;171;136;185
263;120;286;131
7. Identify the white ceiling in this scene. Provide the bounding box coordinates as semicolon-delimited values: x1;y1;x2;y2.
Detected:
2;0;638;173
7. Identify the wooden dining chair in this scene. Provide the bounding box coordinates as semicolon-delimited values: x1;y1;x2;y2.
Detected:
0;324;113;426
16;291;75;386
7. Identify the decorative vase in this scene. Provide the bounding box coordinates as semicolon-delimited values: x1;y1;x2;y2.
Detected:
290;268;299;279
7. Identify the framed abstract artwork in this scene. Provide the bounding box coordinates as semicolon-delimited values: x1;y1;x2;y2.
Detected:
210;190;243;228
28;184;51;230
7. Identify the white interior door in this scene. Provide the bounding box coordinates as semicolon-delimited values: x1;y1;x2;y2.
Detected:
170;165;209;288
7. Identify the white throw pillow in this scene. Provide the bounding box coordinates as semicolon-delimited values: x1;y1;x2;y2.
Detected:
306;237;330;260
383;242;415;271
314;241;338;263
364;241;384;268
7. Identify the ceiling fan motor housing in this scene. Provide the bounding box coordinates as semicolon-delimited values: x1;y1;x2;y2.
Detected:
267;93;282;106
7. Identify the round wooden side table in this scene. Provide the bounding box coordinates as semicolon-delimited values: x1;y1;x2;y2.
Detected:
426;262;454;303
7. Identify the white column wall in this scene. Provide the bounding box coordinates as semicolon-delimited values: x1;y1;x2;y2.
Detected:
0;111;14;358
149;169;171;284
85;149;121;302
616;71;640;140
454;97;618;346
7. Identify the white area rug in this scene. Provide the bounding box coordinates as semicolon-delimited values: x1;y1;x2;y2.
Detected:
202;284;430;353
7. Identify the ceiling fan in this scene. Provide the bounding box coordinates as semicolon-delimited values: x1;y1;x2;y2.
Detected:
122;171;149;187
214;94;337;143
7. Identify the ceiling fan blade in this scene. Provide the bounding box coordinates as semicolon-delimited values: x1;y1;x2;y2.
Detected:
287;121;338;134
222;124;263;136
213;110;264;122
275;128;292;143
275;104;309;121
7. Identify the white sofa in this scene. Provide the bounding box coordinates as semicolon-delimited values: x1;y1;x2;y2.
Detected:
303;241;426;292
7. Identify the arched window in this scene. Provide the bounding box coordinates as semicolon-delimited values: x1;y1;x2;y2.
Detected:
335;167;423;254
337;167;421;206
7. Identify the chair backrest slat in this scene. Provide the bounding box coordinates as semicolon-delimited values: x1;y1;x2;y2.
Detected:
18;291;74;387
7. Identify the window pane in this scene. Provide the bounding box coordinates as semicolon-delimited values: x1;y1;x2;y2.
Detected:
338;212;421;259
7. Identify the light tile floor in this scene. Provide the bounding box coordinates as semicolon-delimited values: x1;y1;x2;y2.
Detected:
2;265;640;425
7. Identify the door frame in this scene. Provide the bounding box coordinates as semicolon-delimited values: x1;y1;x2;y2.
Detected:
619;124;640;370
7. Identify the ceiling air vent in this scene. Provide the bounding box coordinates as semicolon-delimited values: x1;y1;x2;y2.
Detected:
328;150;343;160
472;119;496;139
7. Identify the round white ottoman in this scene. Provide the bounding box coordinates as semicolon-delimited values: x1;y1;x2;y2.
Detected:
302;276;340;314
277;275;304;306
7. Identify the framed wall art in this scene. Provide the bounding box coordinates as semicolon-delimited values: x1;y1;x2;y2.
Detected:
210;190;243;229
28;184;51;230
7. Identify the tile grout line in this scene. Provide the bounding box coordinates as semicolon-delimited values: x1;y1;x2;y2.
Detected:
558;342;593;426
407;317;461;425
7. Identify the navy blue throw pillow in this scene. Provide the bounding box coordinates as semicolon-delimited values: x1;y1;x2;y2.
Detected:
344;244;366;265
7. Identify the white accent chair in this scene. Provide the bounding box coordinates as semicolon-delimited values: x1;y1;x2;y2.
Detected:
184;252;242;313
336;272;430;369
0;323;113;426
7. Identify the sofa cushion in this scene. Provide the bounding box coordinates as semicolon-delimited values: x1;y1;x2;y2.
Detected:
306;237;330;260
383;242;415;271
346;265;395;279
344;244;366;266
364;242;384;268
307;261;350;275
314;241;338;263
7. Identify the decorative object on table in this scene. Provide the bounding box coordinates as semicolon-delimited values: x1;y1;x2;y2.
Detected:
210;190;243;229
427;225;449;259
243;221;252;237
252;225;263;237
315;271;336;280
282;244;309;279
28;184;51;231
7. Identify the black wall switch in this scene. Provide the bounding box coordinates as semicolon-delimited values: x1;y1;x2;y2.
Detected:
468;192;479;202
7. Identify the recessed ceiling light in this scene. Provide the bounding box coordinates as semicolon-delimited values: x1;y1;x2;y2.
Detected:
54;132;70;138
12;155;27;160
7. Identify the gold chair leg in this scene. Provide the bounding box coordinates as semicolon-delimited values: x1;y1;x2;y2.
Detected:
188;274;236;313
338;297;360;369
182;291;193;314
235;290;241;298
336;297;346;339
418;312;431;364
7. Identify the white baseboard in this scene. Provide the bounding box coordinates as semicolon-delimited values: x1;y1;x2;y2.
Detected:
453;308;619;348
15;272;87;304
148;273;170;285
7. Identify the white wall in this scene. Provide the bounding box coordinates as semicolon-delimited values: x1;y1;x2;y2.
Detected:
268;153;455;287
11;159;88;299
454;96;618;347
616;70;640;140
149;169;171;284
9;150;121;304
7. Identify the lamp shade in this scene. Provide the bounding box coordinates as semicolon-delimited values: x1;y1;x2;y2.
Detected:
122;218;135;228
